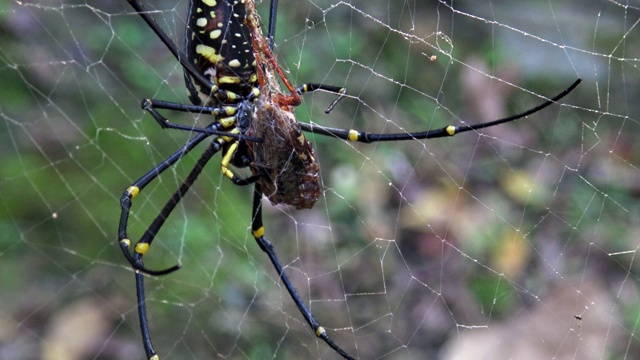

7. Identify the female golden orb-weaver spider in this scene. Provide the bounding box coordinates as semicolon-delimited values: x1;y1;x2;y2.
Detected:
117;0;581;358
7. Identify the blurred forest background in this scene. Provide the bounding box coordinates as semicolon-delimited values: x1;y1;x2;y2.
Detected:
1;0;639;359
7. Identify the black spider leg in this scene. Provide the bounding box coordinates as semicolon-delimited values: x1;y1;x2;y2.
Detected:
119;98;263;357
118;131;217;360
119;130;211;276
295;83;347;114
268;0;279;50
140;98;262;143
120;139;262;273
118;96;261;276
119;121;260;360
118;133;230;275
128;137;233;360
120;128;260;359
127;0;219;98
300;78;582;142
250;184;356;360
136;140;221;359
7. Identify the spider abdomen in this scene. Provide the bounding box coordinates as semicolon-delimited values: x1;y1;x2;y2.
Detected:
248;100;320;210
185;0;258;106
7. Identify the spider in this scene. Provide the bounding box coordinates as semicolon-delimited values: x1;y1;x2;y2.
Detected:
117;0;581;358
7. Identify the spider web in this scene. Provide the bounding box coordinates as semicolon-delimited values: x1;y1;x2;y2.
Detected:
1;0;639;359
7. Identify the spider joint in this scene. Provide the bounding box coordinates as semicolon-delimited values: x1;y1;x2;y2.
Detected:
347;130;359;142
252;226;265;238
120;238;131;249
127;186;140;198
134;243;150;255
315;326;326;337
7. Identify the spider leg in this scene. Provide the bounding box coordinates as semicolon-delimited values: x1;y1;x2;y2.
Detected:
267;0;279;49
127;138;228;360
294;83;347;113
250;183;356;360
146;98;237;116
135;271;156;360
118;122;228;275
119;132;208;275
300;78;581;143
220;140;262;186
123;131;260;359
127;0;214;95
141;99;263;143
